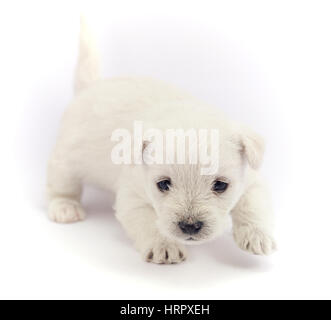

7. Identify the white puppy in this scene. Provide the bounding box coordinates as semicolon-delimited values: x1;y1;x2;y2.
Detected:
47;19;276;264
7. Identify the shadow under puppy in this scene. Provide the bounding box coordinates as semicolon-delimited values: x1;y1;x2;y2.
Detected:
47;18;276;264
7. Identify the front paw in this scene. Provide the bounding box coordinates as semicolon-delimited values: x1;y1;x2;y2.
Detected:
233;225;276;255
142;239;187;264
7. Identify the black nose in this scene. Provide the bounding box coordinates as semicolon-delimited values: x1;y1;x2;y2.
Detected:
178;221;204;235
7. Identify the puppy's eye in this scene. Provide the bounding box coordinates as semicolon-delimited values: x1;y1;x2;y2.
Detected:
212;180;228;193
157;179;171;192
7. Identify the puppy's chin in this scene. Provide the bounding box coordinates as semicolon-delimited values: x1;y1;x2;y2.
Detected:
177;237;209;246
179;233;220;245
164;231;220;246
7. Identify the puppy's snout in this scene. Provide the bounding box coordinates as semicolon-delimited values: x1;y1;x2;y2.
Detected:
178;221;203;235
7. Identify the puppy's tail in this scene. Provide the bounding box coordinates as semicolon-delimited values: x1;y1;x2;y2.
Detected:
74;15;100;95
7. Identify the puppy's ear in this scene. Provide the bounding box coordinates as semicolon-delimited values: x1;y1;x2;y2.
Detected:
239;126;265;170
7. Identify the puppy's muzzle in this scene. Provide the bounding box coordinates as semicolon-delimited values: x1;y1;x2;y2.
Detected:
178;221;204;235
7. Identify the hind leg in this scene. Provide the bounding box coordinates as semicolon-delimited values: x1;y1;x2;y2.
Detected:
47;159;85;223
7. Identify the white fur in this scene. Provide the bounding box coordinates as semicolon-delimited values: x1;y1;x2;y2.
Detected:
47;20;276;264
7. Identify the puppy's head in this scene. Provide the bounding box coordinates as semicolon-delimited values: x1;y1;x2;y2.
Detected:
142;125;264;245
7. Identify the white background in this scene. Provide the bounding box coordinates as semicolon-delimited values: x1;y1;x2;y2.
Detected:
0;0;330;299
